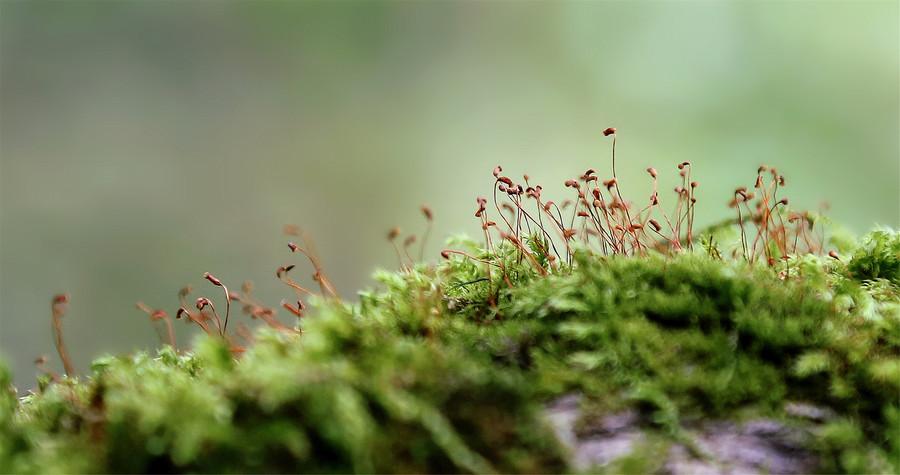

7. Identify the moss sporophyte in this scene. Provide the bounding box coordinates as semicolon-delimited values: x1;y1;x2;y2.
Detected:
2;129;898;473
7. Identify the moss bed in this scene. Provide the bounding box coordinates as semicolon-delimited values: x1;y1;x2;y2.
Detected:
0;227;897;473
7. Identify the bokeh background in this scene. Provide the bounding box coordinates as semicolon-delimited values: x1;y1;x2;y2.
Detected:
1;1;897;386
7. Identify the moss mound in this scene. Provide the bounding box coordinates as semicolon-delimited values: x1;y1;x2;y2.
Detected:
1;229;898;473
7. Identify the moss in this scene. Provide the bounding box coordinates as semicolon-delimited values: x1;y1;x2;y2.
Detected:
1;229;898;473
847;229;900;286
2;316;566;473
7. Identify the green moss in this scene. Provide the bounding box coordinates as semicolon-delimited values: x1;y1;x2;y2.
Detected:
2;316;566;473
847;229;900;285
1;229;898;473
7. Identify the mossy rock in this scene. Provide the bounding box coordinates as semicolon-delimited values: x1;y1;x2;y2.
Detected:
1;230;898;473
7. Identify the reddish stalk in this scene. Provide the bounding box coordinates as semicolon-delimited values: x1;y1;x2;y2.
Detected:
195;297;223;335
136;302;176;349
34;355;60;383
203;272;231;336
500;233;548;276
284;227;340;298
281;299;306;319
277;265;317;297
733;189;750;261
176;306;214;335
419;204;433;261
387;227;407;271
440;249;502;267
403;235;417;265
50;294;74;377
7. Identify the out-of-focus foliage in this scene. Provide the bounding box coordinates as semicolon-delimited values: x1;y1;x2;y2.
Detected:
1;229;898;473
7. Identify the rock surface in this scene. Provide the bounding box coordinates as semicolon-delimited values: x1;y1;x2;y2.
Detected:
545;394;822;474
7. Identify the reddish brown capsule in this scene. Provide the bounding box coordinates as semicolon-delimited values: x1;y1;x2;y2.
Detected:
276;265;295;278
492;165;503;178
440;250;451;259
602;127;616;136
828;250;840;260
648;219;662;232
203;272;223;287
421;205;433;221
195;297;210;310
52;294;69;305
387;227;401;240
288;242;299;252
281;300;304;318
646;167;657;178
150;310;167;321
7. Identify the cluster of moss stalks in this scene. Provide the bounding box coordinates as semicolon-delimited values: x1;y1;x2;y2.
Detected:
1;228;898;474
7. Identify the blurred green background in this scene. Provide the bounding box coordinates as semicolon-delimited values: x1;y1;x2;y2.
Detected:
1;1;897;386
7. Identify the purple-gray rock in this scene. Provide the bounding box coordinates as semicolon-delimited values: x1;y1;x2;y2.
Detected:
544;394;821;474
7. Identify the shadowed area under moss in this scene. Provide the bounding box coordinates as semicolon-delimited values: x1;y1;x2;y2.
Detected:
1;229;898;473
